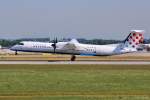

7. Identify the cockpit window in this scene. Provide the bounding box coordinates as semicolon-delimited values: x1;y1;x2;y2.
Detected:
18;43;24;45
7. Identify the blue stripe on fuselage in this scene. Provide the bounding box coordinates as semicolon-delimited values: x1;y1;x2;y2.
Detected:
80;53;96;56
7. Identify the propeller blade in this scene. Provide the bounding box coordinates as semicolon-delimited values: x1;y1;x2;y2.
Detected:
49;37;51;43
56;37;58;43
51;37;58;53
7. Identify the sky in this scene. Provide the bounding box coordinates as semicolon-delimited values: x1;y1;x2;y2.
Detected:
0;0;150;40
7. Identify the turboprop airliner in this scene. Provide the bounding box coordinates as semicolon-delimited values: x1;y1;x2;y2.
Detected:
10;30;144;61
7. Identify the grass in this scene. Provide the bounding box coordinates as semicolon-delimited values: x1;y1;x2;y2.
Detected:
0;64;150;100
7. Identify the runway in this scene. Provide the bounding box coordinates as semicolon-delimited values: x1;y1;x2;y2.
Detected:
0;61;150;65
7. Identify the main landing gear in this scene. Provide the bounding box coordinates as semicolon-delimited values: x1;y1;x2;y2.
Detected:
71;55;76;61
15;51;18;55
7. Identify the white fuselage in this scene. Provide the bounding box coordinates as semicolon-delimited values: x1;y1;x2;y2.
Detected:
10;41;134;56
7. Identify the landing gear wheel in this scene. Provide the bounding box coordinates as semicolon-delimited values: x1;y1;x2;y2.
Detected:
71;55;76;61
15;51;18;55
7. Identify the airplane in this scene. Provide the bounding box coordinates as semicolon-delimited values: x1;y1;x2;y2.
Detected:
10;30;144;61
139;44;150;51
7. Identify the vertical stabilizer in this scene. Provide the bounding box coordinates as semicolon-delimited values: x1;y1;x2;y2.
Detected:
124;30;144;50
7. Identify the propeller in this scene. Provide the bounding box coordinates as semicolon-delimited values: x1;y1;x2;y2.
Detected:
49;33;52;43
49;37;51;43
51;37;58;53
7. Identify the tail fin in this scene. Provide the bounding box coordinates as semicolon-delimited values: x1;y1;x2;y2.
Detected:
124;30;144;50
